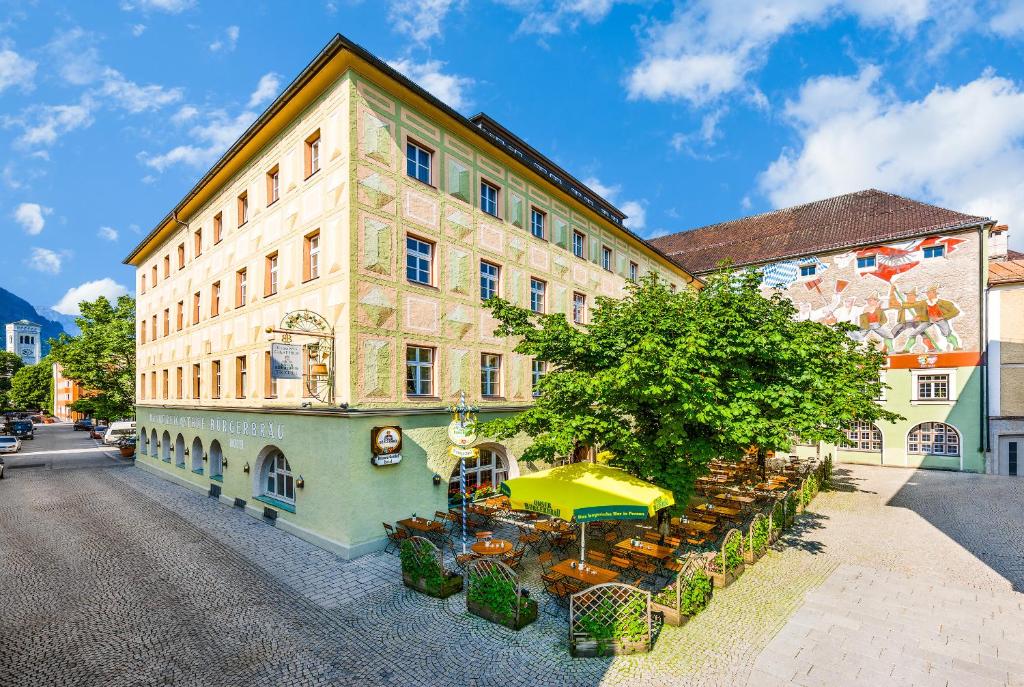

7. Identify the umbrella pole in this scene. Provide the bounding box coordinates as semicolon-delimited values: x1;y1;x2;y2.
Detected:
579;522;586;562
460;455;467;554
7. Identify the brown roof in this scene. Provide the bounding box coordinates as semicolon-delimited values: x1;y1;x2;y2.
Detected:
650;189;990;274
989;259;1024;285
1008;248;1024;260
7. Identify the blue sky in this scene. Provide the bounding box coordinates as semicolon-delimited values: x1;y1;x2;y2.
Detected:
3;0;1024;315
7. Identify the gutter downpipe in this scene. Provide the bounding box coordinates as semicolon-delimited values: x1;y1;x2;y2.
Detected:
979;223;990;471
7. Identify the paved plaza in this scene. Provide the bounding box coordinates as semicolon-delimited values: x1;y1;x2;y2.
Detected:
1;428;1023;686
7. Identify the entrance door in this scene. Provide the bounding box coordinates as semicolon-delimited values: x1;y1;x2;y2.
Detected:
999;435;1024;477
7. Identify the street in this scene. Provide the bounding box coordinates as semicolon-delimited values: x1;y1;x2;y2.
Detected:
2;425;1023;687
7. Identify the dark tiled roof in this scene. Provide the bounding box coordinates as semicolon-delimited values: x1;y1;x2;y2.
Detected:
1007;248;1024;260
650;190;990;274
989;259;1024;285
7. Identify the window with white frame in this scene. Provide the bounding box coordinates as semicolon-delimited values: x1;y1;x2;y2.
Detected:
799;264;816;277
530;208;545;239
573;231;585;258
843;421;882;451
916;373;949;400
406;141;431;184
602;245;612;271
406;236;433;285
531;360;546;397
263;450;295;504
480;180;499;217
481;353;501;397
448;447;507;504
907;422;960;456
856;255;876;269
406;346;434;396
572;292;586;324
629;261;638;282
923;245;945;259
530;278;546;314
480;261;499;300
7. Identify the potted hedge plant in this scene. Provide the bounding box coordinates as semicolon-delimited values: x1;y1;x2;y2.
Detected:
784;490;798;527
466;562;537;630
744;514;770;564
400;538;463;599
652;567;712;626
708;529;745;588
769;500;785;542
571;593;651;657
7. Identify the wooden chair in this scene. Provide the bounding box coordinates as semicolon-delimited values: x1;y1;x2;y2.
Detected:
503;543;527;570
586;550;610;566
382;522;408;555
455;551;480;570
517;524;544;553
629;552;658;576
538;552;565;585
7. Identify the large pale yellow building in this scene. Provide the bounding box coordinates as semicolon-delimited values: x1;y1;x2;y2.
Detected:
124;34;693;557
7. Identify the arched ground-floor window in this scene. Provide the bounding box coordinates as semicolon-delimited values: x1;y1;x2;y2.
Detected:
449;446;509;504
907;422;960;457
161;431;170;461
191;436;204;473
208;440;223;480
255;446;295;506
843;421;882;451
139;427;148;455
174;433;185;467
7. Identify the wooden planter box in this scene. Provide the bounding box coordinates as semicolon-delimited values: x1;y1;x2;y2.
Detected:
710;563;745;589
570;633;650;657
743;548;762;565
119;446;135;458
467;597;538;631
402;572;463;599
651;601;693;627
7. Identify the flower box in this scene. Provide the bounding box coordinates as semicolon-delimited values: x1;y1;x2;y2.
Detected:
743;548;762;565
467;597;538;631
119;446;136;458
570;634;650;657
651;600;692;627
402;571;463;599
710;563;744;589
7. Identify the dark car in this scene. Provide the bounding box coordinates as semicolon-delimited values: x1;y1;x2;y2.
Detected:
10;420;33;440
74;418;93;431
90;424;109;440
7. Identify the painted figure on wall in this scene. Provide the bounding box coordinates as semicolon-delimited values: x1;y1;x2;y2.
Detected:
760;235;972;355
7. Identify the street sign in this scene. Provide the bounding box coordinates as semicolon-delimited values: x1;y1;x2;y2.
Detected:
449;446;478;459
271;342;302;379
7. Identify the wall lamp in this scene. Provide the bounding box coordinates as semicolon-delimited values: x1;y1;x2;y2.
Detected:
243;462;250;473
296;475;305;489
183;448;190;456
202;452;208;462
432;473;442;486
222;457;228;467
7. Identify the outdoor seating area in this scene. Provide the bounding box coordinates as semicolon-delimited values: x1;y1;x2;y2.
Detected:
381;455;833;655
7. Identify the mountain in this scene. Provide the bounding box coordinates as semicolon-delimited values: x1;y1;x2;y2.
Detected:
34;305;80;337
0;287;67;356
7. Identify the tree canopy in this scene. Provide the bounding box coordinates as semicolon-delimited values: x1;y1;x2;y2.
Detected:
478;271;901;502
8;360;52;411
0;350;25;409
47;295;136;421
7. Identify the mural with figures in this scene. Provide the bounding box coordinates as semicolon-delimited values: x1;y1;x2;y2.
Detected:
757;234;980;358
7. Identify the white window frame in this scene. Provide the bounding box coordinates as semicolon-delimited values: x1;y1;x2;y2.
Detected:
907;422;960;457
572;231;585;259
530;208;545;240
308;234;320;280
480;261;500;301
842;420;882;452
263;451;295;504
481;353;501;397
480;180;499;217
910;368;956;404
406;141;432;185
572;292;586;324
856;254;876;271
531;360;546;397
406;236;433;286
530;278;546;314
601;245;612;272
406;346;434;397
629;261;638;282
923;245;945;259
448;447;507;504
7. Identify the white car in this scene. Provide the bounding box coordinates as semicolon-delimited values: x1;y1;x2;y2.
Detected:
0;436;21;454
103;421;137;445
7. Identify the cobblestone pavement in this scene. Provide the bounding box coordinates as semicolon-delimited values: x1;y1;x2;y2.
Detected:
2;461;1023;686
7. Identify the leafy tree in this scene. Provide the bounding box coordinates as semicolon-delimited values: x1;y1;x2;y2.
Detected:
478;271;900;503
0;351;25;409
47;295;136;420
8;360;53;411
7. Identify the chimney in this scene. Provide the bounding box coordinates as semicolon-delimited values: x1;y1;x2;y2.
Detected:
989;224;1008;261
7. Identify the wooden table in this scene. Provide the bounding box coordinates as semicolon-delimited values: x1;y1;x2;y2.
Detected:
471;538;513;556
714;493;756;506
397;517;445;534
613;539;674;561
534;520;571;533
672;518;715;534
693;503;741;519
550;558;618;585
754;482;785;491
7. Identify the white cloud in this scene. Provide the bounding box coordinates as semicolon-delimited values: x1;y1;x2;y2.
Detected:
388;58;473;111
499;0;627;35
626;0;931;105
120;0;195;13
98;67;182;113
583;176;647;231
759;66;1024;251
170;104;198;124
98;226;119;241
388;0;463;42
990;0;1024;36
210;25;240;52
53;278;128;315
671;108;727;157
0;48;36;93
142;107;256;171
27;247;62;274
7;99;95;148
131;24;147;37
14;202;52;235
247;72;281;108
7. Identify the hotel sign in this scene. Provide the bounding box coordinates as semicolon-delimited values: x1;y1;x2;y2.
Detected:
271;342;303;380
370;426;402;467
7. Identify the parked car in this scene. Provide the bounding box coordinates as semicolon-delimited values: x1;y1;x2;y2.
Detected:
90;424;109;440
0;455;4;479
103;421;136;446
0;436;21;454
9;420;33;440
74;418;93;431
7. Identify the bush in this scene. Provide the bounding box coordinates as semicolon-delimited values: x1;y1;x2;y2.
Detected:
679;570;712;616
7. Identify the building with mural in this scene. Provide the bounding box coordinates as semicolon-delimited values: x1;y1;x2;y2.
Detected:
5;320;42;366
987;248;1024;476
653;189;996;473
123;34;694;558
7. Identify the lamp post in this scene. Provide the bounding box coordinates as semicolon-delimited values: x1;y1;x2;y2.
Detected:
447;391;479;555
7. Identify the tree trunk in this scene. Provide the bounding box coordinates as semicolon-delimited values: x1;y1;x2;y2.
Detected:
757;447;767;481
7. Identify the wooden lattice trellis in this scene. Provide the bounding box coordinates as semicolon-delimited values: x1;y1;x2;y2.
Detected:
747;511;770;557
465;558;530;627
569;582;652;657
